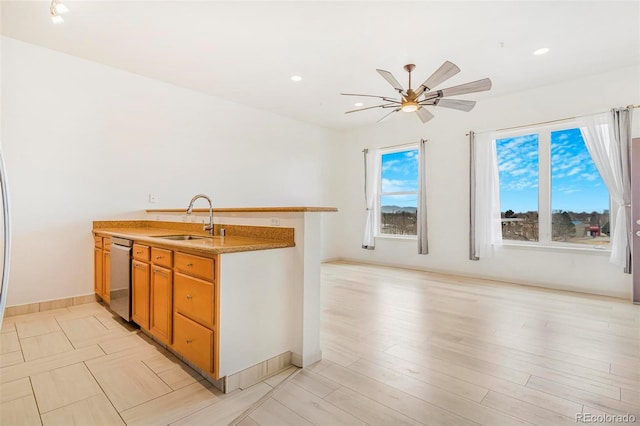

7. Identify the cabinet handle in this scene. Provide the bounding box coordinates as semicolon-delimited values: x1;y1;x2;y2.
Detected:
156;256;163;260
186;294;193;300
186;339;193;344
187;263;193;267
153;269;168;275
136;251;142;255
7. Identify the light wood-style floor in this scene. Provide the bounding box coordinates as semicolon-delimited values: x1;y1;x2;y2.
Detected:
2;261;639;425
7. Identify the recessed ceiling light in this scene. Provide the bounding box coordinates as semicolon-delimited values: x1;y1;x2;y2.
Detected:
291;75;302;82
354;102;364;107
533;47;550;56
55;3;68;14
50;0;68;24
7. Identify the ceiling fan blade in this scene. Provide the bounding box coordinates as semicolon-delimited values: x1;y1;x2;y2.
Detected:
376;108;401;123
376;69;405;93
341;93;395;100
414;61;460;97
345;103;395;114
416;107;435;124
428;78;492;99
432;99;477;112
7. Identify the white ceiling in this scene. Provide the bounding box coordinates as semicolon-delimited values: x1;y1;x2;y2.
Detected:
2;1;639;130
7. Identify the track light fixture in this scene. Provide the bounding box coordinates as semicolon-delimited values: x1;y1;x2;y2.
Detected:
50;0;69;24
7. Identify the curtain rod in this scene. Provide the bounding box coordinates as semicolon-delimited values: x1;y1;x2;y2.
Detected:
361;139;425;152
467;104;639;136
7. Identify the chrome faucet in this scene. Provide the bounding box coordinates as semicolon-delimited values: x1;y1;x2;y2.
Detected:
186;194;214;235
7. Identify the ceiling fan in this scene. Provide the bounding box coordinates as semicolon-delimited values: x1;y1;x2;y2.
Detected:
341;61;492;124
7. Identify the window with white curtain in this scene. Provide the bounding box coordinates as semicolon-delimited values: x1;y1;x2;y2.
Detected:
377;146;419;237
495;121;610;248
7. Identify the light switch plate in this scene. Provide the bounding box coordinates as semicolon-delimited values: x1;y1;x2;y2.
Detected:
148;194;157;204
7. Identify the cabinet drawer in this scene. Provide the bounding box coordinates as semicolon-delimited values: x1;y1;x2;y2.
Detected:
174;252;214;281
94;236;103;248
174;273;214;328
173;312;213;373
133;244;150;262
103;237;111;252
151;247;173;268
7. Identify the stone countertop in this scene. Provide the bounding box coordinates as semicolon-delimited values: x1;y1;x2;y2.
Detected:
94;225;294;255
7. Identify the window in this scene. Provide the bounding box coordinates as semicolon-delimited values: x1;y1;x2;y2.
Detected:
378;147;418;236
496;134;540;242
496;123;610;248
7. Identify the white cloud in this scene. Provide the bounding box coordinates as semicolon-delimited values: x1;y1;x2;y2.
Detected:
511;169;529;176
566;166;583;177
381;178;417;193
580;172;600;181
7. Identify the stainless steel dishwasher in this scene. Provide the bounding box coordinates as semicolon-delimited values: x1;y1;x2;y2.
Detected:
110;237;133;321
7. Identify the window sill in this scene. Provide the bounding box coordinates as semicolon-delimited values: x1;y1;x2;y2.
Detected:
375;235;417;241
501;241;611;255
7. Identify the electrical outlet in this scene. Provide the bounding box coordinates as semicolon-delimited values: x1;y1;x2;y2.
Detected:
270;217;280;226
148;194;157;204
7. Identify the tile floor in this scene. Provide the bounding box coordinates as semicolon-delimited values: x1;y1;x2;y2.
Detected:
0;302;294;425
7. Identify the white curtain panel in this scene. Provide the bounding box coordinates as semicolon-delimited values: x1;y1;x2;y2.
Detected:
417;139;428;255
362;148;379;249
473;131;503;258
579;110;632;269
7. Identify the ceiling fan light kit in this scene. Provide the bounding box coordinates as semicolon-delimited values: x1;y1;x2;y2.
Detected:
401;101;418;113
342;61;492;124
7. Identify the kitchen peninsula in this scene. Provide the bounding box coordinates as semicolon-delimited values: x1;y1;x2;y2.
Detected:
93;206;336;393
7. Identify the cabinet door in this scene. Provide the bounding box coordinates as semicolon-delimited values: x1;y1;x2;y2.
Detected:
150;266;173;344
94;248;103;296
132;260;150;330
102;250;111;304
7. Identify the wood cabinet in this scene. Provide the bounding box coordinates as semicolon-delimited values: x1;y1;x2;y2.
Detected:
101;237;219;378
132;260;150;330
132;243;175;342
94;235;110;303
173;251;218;377
150;265;173;344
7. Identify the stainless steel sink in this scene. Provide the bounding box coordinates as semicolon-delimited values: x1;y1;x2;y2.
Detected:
152;235;209;241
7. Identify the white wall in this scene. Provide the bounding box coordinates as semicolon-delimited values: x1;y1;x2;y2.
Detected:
1;37;338;306
328;65;640;299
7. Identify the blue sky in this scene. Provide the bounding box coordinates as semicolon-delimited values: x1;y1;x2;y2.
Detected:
380;149;418;207
496;129;609;213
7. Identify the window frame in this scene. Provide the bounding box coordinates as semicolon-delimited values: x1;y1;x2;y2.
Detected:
495;120;611;252
376;145;419;240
